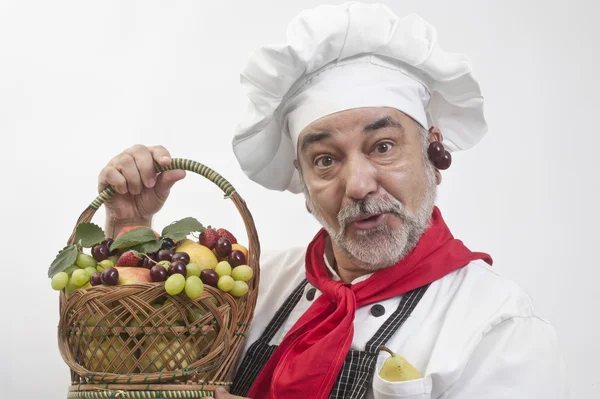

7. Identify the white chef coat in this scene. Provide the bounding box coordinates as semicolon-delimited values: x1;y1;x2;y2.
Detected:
239;246;569;399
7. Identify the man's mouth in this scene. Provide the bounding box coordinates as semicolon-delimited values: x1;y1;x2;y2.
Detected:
350;213;388;230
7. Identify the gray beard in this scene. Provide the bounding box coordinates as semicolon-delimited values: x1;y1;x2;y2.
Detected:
303;165;437;272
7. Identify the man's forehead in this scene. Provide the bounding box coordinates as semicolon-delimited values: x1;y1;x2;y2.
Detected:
299;107;408;134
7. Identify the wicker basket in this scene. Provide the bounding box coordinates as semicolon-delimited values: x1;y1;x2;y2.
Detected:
57;159;260;398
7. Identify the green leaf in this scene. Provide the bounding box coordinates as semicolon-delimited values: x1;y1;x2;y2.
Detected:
73;223;106;248
109;228;158;251
161;217;205;241
48;245;78;278
131;238;163;254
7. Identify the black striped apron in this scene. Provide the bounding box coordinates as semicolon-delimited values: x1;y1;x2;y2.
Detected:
231;280;429;398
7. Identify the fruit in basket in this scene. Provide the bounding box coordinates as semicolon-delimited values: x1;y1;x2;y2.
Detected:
215;237;232;258
185;276;204;299
91;244;110;261
186;263;201;278
90;272;102;286
64;265;79;276
217;228;237;244
175;240;218;270
171;252;190;265
84;266;98;277
230;280;249;297
217;275;235;292
199;228;220;249
98;259;115;270
139;340;197;372
117;267;152;285
101;267;119;285
116;225;160;239
161;237;176;249
156;260;171;271
165;274;186;295
231;265;253;282
84;340;136;374
200;269;219;287
150;265;168;282
116;251;142;267
215;261;232;277
72;269;90;286
158;249;175;261
229;250;246;267
51;272;69;290
231;244;248;259
168;261;187;277
76;253;97;269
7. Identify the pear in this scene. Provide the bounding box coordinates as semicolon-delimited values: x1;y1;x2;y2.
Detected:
378;345;422;382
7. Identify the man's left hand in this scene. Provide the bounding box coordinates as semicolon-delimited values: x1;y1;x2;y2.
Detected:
206;387;249;399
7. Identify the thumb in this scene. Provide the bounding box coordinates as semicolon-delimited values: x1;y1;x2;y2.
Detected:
154;169;186;198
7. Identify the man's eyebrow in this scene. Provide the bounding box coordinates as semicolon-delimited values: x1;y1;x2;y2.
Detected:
300;132;332;153
363;116;404;133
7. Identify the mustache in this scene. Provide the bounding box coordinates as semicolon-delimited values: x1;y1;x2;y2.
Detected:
337;196;407;229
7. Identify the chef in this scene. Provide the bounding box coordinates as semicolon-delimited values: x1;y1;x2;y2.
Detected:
98;3;568;399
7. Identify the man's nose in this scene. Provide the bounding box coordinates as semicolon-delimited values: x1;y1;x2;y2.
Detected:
343;156;378;201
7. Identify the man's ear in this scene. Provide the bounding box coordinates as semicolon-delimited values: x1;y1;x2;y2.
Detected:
305;200;313;214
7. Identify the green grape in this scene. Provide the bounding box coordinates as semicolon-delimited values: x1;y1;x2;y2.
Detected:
98;259;115;269
217;275;235;292
84;267;98;277
229;281;249;297
51;272;69;290
215;261;232;278
76;253;97;269
185;276;204;299
96;265;105;273
108;255;119;264
165;274;185;295
231;265;253;282
71;269;90;286
186;263;201;278
63;265;79;276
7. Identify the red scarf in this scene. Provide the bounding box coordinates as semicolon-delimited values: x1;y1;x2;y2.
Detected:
248;207;492;399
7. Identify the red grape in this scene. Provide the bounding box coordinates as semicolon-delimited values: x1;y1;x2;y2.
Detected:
229;250;247;267
215;237;232;258
161;237;175;249
168;261;187;276
150;265;168;282
100;267;119;285
171;252;190;265
92;244;110;261
158;249;175;261
200;269;219;287
90;272;103;286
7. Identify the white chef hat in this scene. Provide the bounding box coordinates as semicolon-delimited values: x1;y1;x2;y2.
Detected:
232;2;487;193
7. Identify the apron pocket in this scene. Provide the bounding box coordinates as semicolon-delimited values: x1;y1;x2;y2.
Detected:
373;373;432;399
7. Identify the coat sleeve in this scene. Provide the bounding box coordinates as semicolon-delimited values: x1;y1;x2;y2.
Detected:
439;316;569;398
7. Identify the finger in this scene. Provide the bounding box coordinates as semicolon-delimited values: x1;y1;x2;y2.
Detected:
98;166;128;194
148;145;173;166
111;153;143;195
125;145;158;189
154;169;186;201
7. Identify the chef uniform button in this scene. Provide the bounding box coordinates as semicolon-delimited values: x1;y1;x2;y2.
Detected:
306;288;317;301
370;304;385;317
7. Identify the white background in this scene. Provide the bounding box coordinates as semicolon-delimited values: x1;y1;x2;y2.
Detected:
1;0;597;397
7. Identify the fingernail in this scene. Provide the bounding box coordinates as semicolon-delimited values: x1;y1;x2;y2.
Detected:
162;156;171;163
147;177;155;187
216;387;227;393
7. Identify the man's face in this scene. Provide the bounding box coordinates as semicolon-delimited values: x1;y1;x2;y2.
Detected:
297;107;438;270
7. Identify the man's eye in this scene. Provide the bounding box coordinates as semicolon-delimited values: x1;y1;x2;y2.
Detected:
375;142;393;153
315;156;335;167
